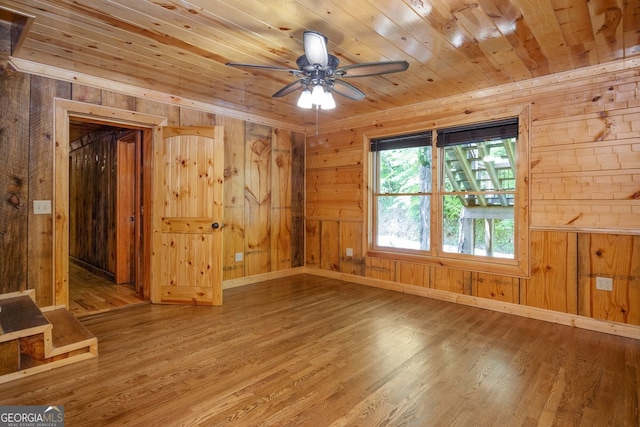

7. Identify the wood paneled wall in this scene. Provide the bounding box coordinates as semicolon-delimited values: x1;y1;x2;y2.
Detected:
578;234;640;325
529;74;640;232
306;62;640;327
0;70;304;306
69;129;120;277
0;67;30;295
217;117;305;281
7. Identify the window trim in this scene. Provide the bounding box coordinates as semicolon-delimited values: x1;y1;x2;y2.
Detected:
365;107;530;278
371;131;433;255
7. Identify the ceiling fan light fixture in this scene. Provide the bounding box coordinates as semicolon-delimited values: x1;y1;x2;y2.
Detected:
310;84;325;105
321;90;336;110
297;89;313;109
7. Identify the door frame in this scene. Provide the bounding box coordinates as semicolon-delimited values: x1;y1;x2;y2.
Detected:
115;130;140;286
54;99;167;308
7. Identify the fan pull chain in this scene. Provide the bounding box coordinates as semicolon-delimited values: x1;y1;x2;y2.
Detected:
315;105;319;136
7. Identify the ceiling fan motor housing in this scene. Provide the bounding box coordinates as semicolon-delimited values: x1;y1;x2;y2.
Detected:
296;54;340;73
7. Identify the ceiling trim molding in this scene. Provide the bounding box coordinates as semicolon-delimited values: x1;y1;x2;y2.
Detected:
10;57;306;134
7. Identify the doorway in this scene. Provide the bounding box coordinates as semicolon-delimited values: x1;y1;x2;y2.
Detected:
54;99;167;311
67;122;145;316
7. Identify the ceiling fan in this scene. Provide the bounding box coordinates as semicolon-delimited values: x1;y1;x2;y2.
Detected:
226;31;409;109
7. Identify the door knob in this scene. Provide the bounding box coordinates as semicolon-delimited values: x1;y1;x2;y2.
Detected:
212;222;220;229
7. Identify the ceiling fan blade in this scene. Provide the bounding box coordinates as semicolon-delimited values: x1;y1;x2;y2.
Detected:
337;60;409;78
226;62;300;74
303;31;329;68
331;80;366;101
272;80;305;98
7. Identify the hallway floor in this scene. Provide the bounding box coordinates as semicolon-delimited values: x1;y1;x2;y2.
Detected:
69;262;146;317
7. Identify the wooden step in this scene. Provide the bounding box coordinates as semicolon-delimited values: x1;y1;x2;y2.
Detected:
0;291;51;343
43;308;97;357
0;290;98;384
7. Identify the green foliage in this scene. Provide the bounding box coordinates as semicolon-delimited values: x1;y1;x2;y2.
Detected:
442;195;463;246
492;219;514;253
377;146;431;247
379;147;429;194
443;195;462;219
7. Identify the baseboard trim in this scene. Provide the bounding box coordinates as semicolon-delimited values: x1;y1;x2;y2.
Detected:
304;267;640;340
223;267;307;290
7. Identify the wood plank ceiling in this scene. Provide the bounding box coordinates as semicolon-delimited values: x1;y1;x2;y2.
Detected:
1;0;638;128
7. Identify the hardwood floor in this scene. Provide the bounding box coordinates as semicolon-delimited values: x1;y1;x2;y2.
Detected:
69;262;146;317
2;274;639;426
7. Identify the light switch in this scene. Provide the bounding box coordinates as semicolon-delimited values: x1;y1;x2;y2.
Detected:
34;200;52;215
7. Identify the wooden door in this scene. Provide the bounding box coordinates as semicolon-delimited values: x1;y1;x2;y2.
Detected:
115;132;137;284
150;126;224;305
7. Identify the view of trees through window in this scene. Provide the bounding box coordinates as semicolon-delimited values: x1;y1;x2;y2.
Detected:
376;145;431;250
373;122;517;259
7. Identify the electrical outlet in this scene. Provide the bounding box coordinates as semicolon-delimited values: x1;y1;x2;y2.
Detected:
33;200;52;215
595;276;613;291
346;248;353;257
235;252;243;262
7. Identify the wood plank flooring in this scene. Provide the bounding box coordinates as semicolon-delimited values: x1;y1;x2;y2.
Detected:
69;262;146;317
2;274;639;426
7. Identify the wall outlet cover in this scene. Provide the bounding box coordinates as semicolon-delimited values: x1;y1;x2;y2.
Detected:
595;276;613;291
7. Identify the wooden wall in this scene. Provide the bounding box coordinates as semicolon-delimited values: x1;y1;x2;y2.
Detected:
306;61;640;327
217;117;305;281
0;67;30;295
69;130;119;277
0;68;305;306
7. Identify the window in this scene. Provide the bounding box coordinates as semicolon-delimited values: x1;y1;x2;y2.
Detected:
371;132;432;252
437;118;518;259
370;117;524;270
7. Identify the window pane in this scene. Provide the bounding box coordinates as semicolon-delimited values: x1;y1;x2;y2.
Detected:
442;138;515;192
442;195;514;258
376;195;430;250
378;146;432;193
